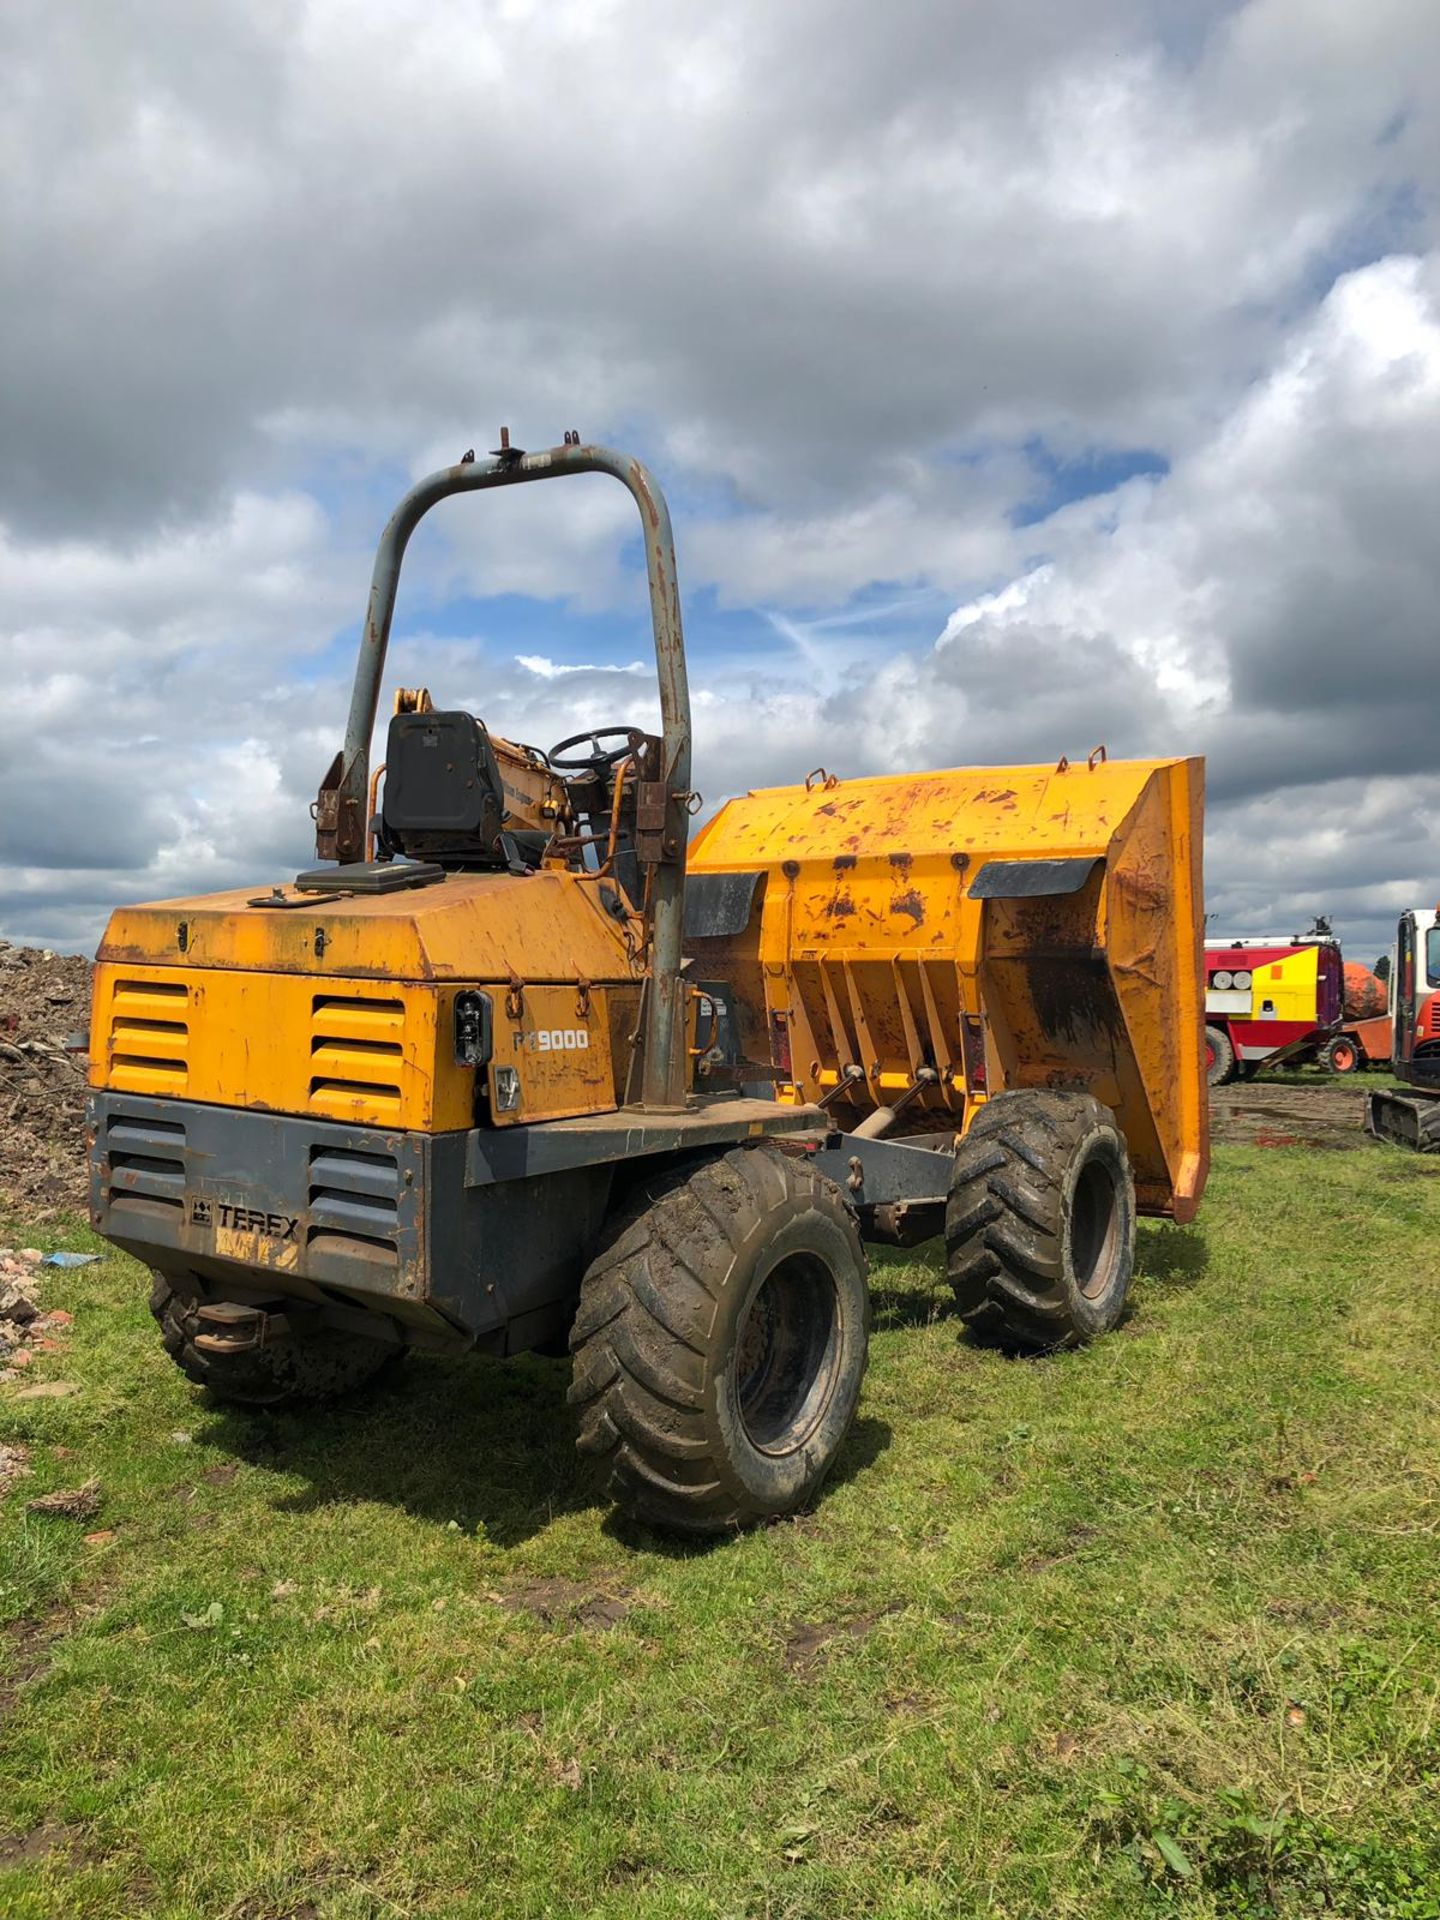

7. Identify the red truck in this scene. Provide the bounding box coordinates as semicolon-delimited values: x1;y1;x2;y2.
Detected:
1204;929;1343;1086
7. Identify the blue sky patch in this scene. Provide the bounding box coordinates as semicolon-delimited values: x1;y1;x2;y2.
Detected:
1010;440;1169;527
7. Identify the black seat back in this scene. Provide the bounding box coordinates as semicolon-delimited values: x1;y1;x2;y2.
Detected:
380;710;506;866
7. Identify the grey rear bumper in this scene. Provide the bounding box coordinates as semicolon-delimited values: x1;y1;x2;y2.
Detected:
91;1090;431;1303
87;1091;609;1351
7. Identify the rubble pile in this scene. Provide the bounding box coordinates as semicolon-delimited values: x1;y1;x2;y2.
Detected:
0;941;93;1219
0;1250;75;1382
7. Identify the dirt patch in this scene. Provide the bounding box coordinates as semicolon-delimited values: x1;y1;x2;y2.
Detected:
1022;1523;1099;1575
492;1578;634;1631
0;1441;31;1497
1209;1079;1375;1152
783;1603;902;1673
0;1612;68;1725
0;1820;89;1868
0;941;92;1220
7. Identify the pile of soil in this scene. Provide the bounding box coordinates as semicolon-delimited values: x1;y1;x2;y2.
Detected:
0;942;92;1219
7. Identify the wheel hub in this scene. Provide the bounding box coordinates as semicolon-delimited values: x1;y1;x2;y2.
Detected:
1071;1159;1122;1301
735;1253;841;1454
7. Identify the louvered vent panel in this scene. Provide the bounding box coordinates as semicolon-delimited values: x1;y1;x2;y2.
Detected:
108;979;190;1095
306;1144;400;1266
104;1109;187;1220
308;995;405;1120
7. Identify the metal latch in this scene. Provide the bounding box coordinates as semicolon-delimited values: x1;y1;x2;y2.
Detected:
634;780;670;863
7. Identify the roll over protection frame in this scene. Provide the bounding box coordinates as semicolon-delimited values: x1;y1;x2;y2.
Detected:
315;440;693;1113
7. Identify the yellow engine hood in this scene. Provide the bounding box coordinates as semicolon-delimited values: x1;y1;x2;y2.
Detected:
91;868;642;1132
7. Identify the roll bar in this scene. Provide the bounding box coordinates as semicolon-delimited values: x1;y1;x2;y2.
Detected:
316;439;693;1111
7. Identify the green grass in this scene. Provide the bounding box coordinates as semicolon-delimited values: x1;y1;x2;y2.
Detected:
1249;1066;1401;1089
3;1146;1439;1918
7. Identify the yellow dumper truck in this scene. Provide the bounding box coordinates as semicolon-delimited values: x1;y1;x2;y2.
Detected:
87;438;1207;1535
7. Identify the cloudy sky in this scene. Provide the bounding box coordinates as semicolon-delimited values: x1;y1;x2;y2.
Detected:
3;0;1438;962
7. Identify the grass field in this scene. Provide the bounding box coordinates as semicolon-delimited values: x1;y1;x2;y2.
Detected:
3;1135;1439;1918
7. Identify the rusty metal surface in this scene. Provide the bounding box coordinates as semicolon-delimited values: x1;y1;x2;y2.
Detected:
95;868;640;983
686;755;1208;1222
462;1095;825;1187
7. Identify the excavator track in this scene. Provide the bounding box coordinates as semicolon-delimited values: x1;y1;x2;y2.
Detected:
1366;1087;1440;1151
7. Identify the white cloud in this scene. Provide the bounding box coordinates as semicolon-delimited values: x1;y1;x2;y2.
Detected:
515;656;646;680
0;0;1438;962
833;252;1440;950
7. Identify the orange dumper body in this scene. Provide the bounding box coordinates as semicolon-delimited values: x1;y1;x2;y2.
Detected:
686;755;1207;1223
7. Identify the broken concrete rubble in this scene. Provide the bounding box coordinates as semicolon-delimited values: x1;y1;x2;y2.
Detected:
0;939;92;1220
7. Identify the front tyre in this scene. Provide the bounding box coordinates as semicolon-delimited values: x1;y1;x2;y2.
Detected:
946;1090;1135;1351
149;1273;400;1408
1321;1032;1361;1075
1205;1025;1237;1086
568;1146;870;1535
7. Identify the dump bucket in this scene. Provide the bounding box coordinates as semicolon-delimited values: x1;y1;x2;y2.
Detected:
685;756;1207;1222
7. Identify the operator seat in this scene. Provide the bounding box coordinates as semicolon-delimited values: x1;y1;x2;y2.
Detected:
378;709;512;868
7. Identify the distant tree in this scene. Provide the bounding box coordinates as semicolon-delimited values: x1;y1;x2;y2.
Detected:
1375;954;1390;984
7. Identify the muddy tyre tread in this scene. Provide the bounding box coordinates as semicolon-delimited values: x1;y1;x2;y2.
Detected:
569;1146;868;1535
946;1090;1135;1352
1206;1025;1237;1086
148;1273;399;1407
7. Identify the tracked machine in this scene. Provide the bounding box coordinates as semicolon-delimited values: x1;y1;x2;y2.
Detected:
88;437;1208;1534
1366;909;1440;1148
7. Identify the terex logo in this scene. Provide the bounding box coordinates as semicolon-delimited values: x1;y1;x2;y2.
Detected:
189;1197;298;1241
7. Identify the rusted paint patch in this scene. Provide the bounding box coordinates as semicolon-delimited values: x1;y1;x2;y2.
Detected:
1113;860;1170;912
891;889;926;925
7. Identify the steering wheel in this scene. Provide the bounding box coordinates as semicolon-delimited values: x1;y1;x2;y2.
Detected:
548;726;646;773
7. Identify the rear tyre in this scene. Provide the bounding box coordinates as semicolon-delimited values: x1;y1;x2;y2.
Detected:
946;1090;1135;1351
568;1146;870;1535
1205;1025;1237;1086
149;1273;399;1408
1322;1033;1361;1075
